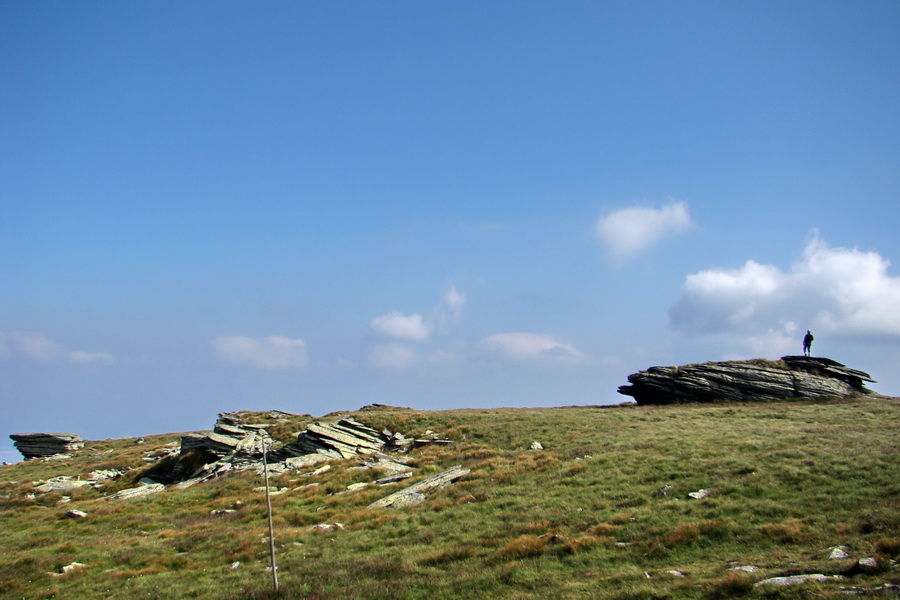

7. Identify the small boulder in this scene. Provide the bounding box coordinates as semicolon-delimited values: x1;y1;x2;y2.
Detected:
827;546;851;560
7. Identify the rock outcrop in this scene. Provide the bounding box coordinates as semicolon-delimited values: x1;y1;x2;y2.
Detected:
163;411;452;491
273;416;408;460
618;356;876;405
10;433;84;459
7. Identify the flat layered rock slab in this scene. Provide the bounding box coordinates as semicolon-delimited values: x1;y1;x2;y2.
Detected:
369;465;470;508
10;433;84;459
618;357;876;405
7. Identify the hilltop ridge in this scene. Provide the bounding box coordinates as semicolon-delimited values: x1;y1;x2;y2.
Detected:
2;399;898;599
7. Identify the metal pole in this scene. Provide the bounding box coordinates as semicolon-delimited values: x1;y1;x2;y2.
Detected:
260;432;279;594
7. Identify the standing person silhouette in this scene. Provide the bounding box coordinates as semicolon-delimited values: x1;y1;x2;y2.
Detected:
803;330;814;356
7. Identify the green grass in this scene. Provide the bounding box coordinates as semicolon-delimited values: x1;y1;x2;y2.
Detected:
1;398;898;599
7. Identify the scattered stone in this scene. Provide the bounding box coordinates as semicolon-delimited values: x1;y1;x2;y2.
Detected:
654;485;674;497
107;483;165;500
828;546;852;560
89;469;124;482
64;509;88;518
375;471;413;485
530;441;544;450
34;476;92;493
350;453;413;476
369;465;470;509
252;486;288;495
48;562;86;577
42;453;74;462
619;356;877;405
729;565;759;573
231;561;240;570
856;557;879;572
755;574;843;587
666;570;686;577
211;509;237;516
141;447;177;462
11;433;84;459
688;488;710;500
309;522;344;532
283;454;331;470
346;482;369;492
58;496;71;504
383;491;426;508
838;584;900;595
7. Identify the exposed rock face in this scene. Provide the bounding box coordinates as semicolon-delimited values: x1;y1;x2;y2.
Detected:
274;416;405;460
618;356;876;405
10;433;84;459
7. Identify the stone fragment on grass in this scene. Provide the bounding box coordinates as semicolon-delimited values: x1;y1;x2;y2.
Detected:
89;469;124;482
64;509;87;518
687;488;710;500
754;574;843;587
530;441;543;450
654;485;674;497
368;465;470;509
35;477;92;493
838;584;899;595
856;557;879;572
387;492;426;508
48;562;86;577
309;522;344;532
107;482;165;500
283;453;331;470
375;472;413;485
828;546;851;560
729;565;758;573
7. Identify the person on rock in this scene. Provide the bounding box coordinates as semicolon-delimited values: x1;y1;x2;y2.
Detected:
803;330;814;356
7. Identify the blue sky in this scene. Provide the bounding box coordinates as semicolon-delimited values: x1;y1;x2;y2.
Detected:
2;1;899;462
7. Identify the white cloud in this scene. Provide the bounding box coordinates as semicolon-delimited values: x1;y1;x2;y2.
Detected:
370;312;430;341
444;285;466;319
367;343;418;369
68;351;114;364
211;335;309;369
0;331;114;364
595;200;694;261
370;285;467;342
480;332;584;363
670;232;900;340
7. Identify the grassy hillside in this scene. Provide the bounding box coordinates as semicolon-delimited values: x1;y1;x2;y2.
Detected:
2;398;898;599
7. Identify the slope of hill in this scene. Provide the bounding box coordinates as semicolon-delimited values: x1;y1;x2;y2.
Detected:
2;398;898;599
